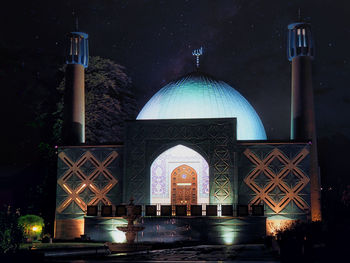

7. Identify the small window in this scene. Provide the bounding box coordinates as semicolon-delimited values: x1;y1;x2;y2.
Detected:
69;37;73;55
74;37;79;55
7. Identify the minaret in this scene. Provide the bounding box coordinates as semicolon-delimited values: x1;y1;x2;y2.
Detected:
287;19;322;221
62;19;89;145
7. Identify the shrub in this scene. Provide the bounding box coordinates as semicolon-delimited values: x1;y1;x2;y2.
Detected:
18;214;44;242
0;206;23;254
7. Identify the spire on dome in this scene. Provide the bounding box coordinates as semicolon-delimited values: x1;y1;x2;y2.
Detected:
192;47;203;69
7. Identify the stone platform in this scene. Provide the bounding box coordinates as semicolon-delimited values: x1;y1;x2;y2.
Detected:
84;216;266;245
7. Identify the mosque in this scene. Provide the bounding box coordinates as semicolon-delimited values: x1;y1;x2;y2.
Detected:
54;19;321;244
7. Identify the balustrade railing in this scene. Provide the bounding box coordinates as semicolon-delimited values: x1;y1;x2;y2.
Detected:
86;203;265;217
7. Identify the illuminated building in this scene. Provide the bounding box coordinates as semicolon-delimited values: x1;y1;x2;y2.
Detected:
54;19;321;242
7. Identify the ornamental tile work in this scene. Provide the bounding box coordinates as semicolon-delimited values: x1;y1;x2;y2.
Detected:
238;144;311;220
150;145;209;204
55;146;123;219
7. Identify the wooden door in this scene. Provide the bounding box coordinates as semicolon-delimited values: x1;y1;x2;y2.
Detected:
171;164;197;206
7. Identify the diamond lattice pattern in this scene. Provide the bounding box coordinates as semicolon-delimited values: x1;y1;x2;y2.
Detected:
57;151;118;213
244;148;310;214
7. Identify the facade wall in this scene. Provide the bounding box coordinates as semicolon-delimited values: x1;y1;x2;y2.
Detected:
54;128;314;239
124;118;237;205
237;142;311;222
54;145;123;239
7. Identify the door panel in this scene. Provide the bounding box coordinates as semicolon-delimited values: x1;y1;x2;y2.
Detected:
171;164;197;206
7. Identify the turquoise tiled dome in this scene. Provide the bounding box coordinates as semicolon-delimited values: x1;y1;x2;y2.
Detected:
137;72;266;140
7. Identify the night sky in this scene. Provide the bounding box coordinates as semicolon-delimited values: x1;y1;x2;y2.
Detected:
1;0;349;207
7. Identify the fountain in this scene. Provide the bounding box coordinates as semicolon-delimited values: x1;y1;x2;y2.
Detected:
117;197;144;244
106;198;148;252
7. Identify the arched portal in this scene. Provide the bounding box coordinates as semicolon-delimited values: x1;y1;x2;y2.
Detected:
150;145;209;205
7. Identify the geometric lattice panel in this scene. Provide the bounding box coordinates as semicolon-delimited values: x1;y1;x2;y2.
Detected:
212;146;231;202
56;150;118;213
243;147;310;214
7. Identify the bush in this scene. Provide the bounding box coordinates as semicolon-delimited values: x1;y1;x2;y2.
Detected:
275;220;348;262
0;206;23;254
18;214;44;242
41;233;51;243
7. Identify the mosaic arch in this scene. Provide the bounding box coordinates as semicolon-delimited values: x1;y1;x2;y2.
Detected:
150;145;209;205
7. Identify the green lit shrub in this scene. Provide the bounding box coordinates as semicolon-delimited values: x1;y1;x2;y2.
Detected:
18;214;44;242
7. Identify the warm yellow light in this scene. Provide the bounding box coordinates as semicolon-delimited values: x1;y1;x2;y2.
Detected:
266;219;295;236
63;184;72;194
32;226;38;232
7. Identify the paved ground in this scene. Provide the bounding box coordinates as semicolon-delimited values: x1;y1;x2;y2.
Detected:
46;244;279;262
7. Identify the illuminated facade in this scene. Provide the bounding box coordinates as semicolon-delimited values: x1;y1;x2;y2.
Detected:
54;20;321;242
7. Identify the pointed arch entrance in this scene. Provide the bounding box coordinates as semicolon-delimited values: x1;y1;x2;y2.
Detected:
150;145;209;205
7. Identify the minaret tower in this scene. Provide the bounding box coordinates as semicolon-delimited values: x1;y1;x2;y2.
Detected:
287;18;321;221
62;17;89;145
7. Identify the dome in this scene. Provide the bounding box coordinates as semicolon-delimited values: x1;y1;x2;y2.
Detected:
137;72;266;140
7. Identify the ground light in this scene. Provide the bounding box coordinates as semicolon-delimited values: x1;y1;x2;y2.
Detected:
110;229;127;243
266;217;295;236
108;219;127;243
218;225;236;245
